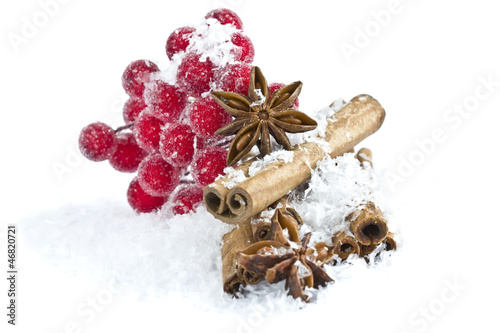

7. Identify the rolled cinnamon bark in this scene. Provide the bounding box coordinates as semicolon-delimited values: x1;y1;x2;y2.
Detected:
204;94;386;224
360;232;397;257
332;232;361;260
356;148;373;168
349;202;388;246
252;220;272;242
221;219;257;294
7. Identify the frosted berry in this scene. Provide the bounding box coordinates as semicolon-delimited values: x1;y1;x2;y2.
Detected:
166;26;196;60
269;82;300;108
176;52;215;98
205;8;243;30
127;178;168;213
159;123;195;168
122;60;160;97
172;185;204;215
144;80;188;123
123;97;146;124
137;154;180;197
188;96;232;139
109;133;148;173
79;122;117;162
133;113;166;153
231;32;254;63
215;63;251;95
192;146;227;187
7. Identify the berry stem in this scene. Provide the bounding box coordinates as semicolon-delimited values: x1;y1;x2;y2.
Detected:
205;136;233;149
115;123;134;133
179;179;195;185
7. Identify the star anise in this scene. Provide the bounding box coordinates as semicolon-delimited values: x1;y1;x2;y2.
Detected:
236;205;335;302
211;66;318;166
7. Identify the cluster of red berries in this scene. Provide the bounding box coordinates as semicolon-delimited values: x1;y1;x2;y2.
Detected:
79;8;255;215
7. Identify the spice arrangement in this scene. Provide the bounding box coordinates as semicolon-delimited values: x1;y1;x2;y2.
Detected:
77;8;398;303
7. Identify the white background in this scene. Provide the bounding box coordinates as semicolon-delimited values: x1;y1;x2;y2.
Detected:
2;0;500;332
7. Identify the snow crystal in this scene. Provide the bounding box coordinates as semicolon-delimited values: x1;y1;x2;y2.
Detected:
288;153;395;247
220;168;247;189
249;89;266;106
160;18;241;86
295;260;312;278
248;150;294;177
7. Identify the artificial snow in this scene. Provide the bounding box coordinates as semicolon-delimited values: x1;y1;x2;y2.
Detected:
22;99;399;314
248;150;294;177
250;89;266;106
22;153;398;314
161;18;243;86
220;168;247;189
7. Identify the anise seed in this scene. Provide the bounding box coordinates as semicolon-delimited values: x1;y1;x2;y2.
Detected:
236;131;253;151
227;99;249;111
278;116;302;125
273;93;290;107
316;248;328;261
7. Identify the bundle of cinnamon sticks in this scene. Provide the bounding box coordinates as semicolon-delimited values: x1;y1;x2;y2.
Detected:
204;95;397;300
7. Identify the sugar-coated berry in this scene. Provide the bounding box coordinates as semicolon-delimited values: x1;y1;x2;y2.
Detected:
159;123;195;168
215;63;251;95
172;185;204;215
205;8;243;30
188;96;233;139
144;80;188;123
166;26;196;60
122;60;160;97
137;154;180;197
191;146;227;187
176;52;215;98
269;82;300;108
127;178;168;213
231;32;254;63
123;97;146;124
79;122;117;162
109;132;148;173
133;113;166;153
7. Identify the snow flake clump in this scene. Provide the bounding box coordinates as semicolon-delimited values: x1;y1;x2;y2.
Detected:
289;152;392;245
248;150;294;177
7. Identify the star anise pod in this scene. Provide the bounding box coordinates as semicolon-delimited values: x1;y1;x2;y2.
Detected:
236;205;335;302
211;66;318;166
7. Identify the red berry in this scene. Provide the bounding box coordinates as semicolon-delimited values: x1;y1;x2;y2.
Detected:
188;96;232;139
166;26;196;60
122;60;160;97
231;32;254;63
127;178;168;213
269;82;300;108
215;63;251;95
133;113;166;153
159;123;195;168
109;132;148;173
123;97;146;124
172;185;204;215
144;80;188;123
137;154;180;197
191;146;227;187
176;52;215;98
205;8;243;30
79;122;117;162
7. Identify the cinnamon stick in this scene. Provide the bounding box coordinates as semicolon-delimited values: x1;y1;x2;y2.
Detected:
349;202;388;246
332;232;361;260
204;94;386;224
221;219;256;294
251;220;272;242
356;148;373;168
360;232;397;257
